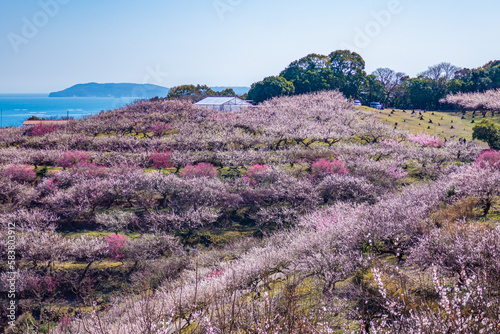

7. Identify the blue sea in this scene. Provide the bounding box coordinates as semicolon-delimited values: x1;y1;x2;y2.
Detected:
0;94;139;127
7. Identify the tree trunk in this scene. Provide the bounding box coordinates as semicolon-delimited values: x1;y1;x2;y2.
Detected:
483;199;492;216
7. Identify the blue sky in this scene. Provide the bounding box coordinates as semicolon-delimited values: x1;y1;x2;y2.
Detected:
0;0;499;93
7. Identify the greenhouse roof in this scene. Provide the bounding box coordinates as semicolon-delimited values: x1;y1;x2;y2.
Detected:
195;97;251;105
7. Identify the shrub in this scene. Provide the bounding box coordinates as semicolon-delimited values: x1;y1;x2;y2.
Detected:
472;119;500;149
180;162;218;178
311;159;348;178
148;150;173;169
2;164;36;183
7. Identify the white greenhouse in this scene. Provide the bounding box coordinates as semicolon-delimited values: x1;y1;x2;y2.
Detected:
195;97;253;111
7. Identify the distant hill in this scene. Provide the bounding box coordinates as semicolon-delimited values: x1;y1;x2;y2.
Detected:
49;83;170;98
50;83;250;98
211;86;250;96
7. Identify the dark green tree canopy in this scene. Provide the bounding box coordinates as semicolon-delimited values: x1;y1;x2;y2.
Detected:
473;119;500;150
328;50;365;77
167;85;237;102
280;54;331;95
327;50;367;98
246;50;500;108
248;76;295;103
167;85;216;102
360;74;386;106
218;88;237;97
278;50;369;99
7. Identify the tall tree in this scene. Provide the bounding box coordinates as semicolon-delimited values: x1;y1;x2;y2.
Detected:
359;74;386;105
372;68;406;103
328;50;367;98
420;62;461;82
280;54;331;94
402;77;434;109
413;62;462;109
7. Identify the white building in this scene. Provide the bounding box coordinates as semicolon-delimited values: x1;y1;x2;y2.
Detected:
195;97;252;111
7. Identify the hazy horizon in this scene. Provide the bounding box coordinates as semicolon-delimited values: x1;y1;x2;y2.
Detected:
0;83;251;95
1;0;499;93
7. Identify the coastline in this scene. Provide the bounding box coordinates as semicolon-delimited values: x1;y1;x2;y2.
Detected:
0;95;137;127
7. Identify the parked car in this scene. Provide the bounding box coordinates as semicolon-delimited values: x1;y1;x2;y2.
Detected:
353;99;362;106
370;102;383;110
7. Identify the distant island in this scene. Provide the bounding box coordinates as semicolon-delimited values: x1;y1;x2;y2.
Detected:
49;83;170;98
49;83;250;98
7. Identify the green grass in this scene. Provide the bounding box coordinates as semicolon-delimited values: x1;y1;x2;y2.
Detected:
62;230;141;239
358;106;495;146
180;225;258;247
144;167;177;174
54;260;127;270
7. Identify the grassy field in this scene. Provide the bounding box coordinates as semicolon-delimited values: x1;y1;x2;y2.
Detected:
359;106;500;145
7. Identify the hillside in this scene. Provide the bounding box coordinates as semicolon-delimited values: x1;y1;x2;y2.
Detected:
48;82;170;98
0;92;499;333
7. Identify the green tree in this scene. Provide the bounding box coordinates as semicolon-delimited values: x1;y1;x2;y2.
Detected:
280;54;331;94
473;119;500;150
454;62;500;93
328;50;367;98
167;84;217;102
359;74;386;106
218;88;237;96
247;76;295;103
372;68;407;104
27;116;45;121
402;77;434;109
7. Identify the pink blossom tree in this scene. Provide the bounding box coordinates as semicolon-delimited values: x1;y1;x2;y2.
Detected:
28;123;57;136
242;164;270;185
318;174;375;204
441;89;500;116
104;234;129;260
409;222;500;280
475;150;500;170
148;150;173;169
2;164;36;183
408;134;444;148
449;164;500;216
57;151;91;168
310;159;348;178
149;122;172;137
70;161;109;178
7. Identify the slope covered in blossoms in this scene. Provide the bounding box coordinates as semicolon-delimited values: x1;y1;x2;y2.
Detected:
1;91;499;333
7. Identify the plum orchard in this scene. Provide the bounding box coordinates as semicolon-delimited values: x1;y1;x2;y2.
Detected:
442;89;500;149
0;91;498;333
441;89;500;117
